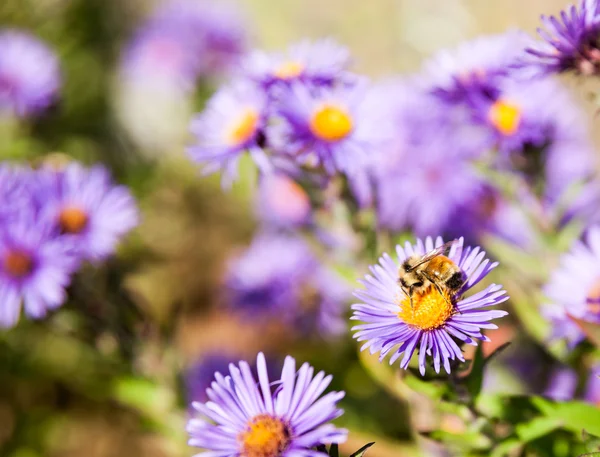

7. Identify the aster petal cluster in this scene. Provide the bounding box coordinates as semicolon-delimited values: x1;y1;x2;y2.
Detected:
352;237;508;375
225;233;347;337
519;0;600;77
187;352;347;456
543;225;600;347
0;29;60;118
0;162;139;328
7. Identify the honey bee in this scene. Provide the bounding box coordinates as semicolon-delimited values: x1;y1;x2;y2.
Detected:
398;240;465;309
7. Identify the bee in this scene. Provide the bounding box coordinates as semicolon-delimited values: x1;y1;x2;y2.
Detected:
398;240;465;309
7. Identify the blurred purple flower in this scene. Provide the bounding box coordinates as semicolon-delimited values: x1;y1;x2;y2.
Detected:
0;215;78;328
519;0;600;77
0;165;36;223
585;364;600;404
0;29;60;117
39;164;139;262
225;233;347;337
352;237;508;375
243;38;352;89
187;352;347;456
122;0;248;89
256;174;312;228
188;80;270;187
544;366;578;401
543;226;600;347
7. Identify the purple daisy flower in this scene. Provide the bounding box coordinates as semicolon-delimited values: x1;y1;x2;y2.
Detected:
542;225;600;347
271;81;384;206
188;80;271;187
352;237;509;375
225;233;347;337
39;163;139;262
256;174;312;228
519;0;600;77
243;38;352;88
0;29;60;117
187;352;347;456
0;164;37;223
0;215;78;328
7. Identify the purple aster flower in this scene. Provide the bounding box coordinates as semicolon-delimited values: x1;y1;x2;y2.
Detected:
0;29;60;117
256;174;312;228
0;164;37;223
242;38;352;88
188;353;347;456
544;366;578;401
423;30;531;104
585;364;600;404
542;225;600;347
271;81;384;207
225;233;347;337
38;163;139;262
0;215;78;328
352;237;509;375
188;80;271;187
519;0;600;77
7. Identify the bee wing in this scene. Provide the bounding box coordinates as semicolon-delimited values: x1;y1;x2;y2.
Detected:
407;239;458;271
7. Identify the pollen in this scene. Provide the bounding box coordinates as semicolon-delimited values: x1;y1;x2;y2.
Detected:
309;104;353;142
397;286;455;331
239;414;290;457
4;249;34;278
273;61;304;80
488;99;521;136
228;109;259;146
59;206;89;234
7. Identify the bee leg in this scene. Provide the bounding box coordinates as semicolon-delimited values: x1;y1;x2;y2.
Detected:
422;272;459;312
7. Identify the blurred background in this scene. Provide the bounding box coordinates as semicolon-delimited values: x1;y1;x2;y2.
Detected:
0;1;598;457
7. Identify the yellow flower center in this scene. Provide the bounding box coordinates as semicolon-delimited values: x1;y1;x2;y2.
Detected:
586;279;600;314
239;414;290;457
59;206;89;234
273;61;304;80
309;105;353;142
4;249;33;278
228;109;259;146
488;99;521;136
397;286;456;331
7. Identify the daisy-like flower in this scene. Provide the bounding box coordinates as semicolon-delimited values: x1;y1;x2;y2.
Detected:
0;29;60;117
256;174;312;228
39;163;139;262
352;237;509;375
519;0;600;77
188;80;270;187
0;215;78;328
272;82;383;206
225;233;347;337
187;352;347;456
543;225;600;347
243;38;352;88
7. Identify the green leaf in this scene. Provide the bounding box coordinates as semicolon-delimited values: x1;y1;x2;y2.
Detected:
515;417;563;442
532;396;600;436
349;442;375;457
490;439;522;457
328;443;339;457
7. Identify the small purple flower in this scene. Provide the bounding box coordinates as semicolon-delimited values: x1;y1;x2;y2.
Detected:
243;38;352;88
543;225;600;347
0;29;60;117
519;0;600;77
0;215;78;328
225;233;347;337
188;80;270;187
352;237;508;375
256;174;312;228
39;164;139;262
187;352;347;456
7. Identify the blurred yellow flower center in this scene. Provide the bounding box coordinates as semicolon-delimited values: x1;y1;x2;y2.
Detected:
228;109;259;146
398;286;455;330
59;206;89;234
310;105;353;142
4;249;33;278
274;61;304;80
488;99;521;136
240;414;290;457
586;279;600;314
